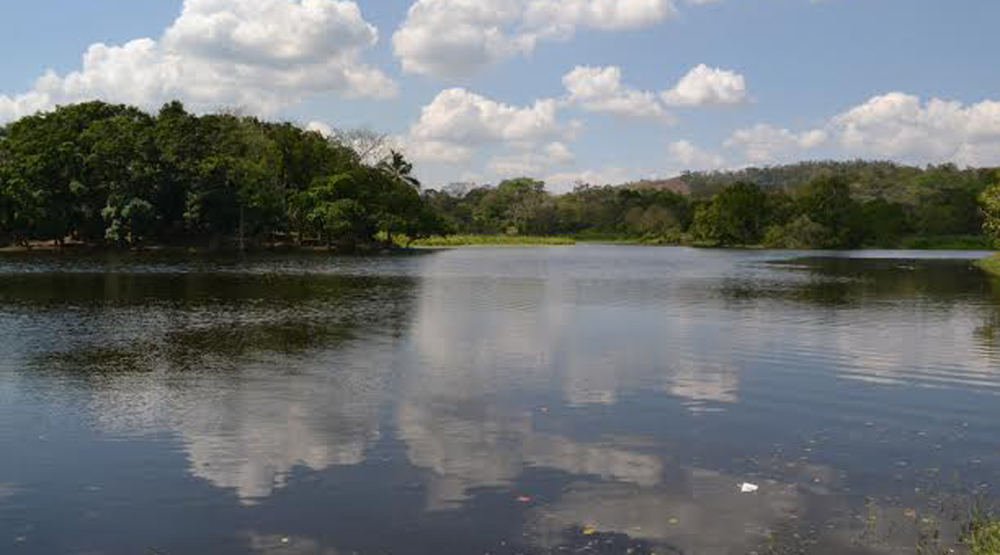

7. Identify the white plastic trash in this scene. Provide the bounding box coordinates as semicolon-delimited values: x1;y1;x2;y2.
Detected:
739;482;759;493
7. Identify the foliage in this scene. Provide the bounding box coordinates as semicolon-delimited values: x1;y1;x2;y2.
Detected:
981;182;1000;244
691;182;769;246
0;101;445;250
963;509;1000;555
2;104;997;252
423;161;997;250
796;175;864;248
978;255;1000;278
764;216;834;250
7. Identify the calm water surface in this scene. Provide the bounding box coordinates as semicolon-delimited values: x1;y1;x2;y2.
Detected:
1;246;998;555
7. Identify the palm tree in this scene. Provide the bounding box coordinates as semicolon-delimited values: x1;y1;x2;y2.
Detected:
378;150;421;190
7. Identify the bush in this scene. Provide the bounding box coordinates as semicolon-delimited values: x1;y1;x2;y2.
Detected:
763;216;834;249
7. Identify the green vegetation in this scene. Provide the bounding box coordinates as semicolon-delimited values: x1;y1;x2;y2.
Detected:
410;234;576;247
0;101;449;251
427;162;1000;249
965;516;1000;555
983;182;1000;243
3;102;999;252
978;255;1000;278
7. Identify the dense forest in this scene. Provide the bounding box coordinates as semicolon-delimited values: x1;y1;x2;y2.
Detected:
2;101;999;251
0;101;448;250
427;162;1000;249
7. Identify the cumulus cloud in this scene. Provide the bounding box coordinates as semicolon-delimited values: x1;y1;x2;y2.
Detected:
725;124;826;164
723;92;1000;167
393;0;676;78
488;142;576;176
830;92;1000;166
560;64;746;120
563;66;667;118
0;0;395;123
306;121;334;136
405;88;577;164
667;140;726;171
662;63;747;107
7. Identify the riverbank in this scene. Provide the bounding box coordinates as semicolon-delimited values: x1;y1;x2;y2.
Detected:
977;254;1000;277
2;234;994;252
0;241;409;256
410;235;576;246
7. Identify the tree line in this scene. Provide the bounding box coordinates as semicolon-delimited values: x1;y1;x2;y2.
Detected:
2;101;999;251
0;101;448;250
426;163;1000;249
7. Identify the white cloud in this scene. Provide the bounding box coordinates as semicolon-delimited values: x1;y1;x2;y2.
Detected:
723;92;1000;167
402;139;475;164
667;140;726;171
393;0;675;78
725;124;826;164
662;64;747;107
488;141;576;176
524;0;678;33
405;88;575;165
545;167;639;191
0;0;395;123
544;141;575;164
563;66;667;119
830;92;1000;166
561;63;747;119
305;121;334;136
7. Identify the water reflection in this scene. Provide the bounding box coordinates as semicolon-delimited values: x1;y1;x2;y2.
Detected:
0;248;998;555
397;400;663;510
11;271;416;506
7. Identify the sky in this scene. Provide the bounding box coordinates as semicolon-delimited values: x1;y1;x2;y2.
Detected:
1;0;999;191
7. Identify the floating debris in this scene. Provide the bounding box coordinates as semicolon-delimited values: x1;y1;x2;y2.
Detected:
740;482;760;494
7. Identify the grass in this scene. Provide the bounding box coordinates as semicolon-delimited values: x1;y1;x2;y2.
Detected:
409;234;576;247
978;254;1000;278
966;518;1000;555
900;235;995;250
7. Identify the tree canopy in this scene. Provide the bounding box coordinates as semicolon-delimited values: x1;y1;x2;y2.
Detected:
0;101;448;250
425;162;997;249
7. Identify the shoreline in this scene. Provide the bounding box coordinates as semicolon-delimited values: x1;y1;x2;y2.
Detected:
1;236;995;253
977;254;1000;277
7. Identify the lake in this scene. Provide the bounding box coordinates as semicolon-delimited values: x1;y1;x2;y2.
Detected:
0;245;998;555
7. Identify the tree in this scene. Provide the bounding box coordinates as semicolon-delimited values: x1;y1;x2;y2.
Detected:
797;176;863;248
981;182;1000;245
378;150;421;189
330;127;390;166
861;199;910;247
0;100;451;251
691;182;769;246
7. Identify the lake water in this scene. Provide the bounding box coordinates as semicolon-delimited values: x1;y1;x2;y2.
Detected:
0;246;998;555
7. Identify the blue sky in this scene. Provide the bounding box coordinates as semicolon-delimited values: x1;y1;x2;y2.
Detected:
2;0;999;190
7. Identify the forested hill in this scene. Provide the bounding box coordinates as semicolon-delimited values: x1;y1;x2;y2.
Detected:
649;160;998;202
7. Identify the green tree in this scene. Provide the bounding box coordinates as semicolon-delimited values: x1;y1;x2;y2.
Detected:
692;182;769;246
981;182;1000;245
861;199;910;247
378;150;421;189
797;176;864;248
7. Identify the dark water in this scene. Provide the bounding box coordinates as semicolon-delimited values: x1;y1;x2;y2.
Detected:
1;246;998;555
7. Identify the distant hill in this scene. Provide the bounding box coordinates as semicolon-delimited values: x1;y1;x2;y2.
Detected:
623;177;690;195
631;160;998;204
